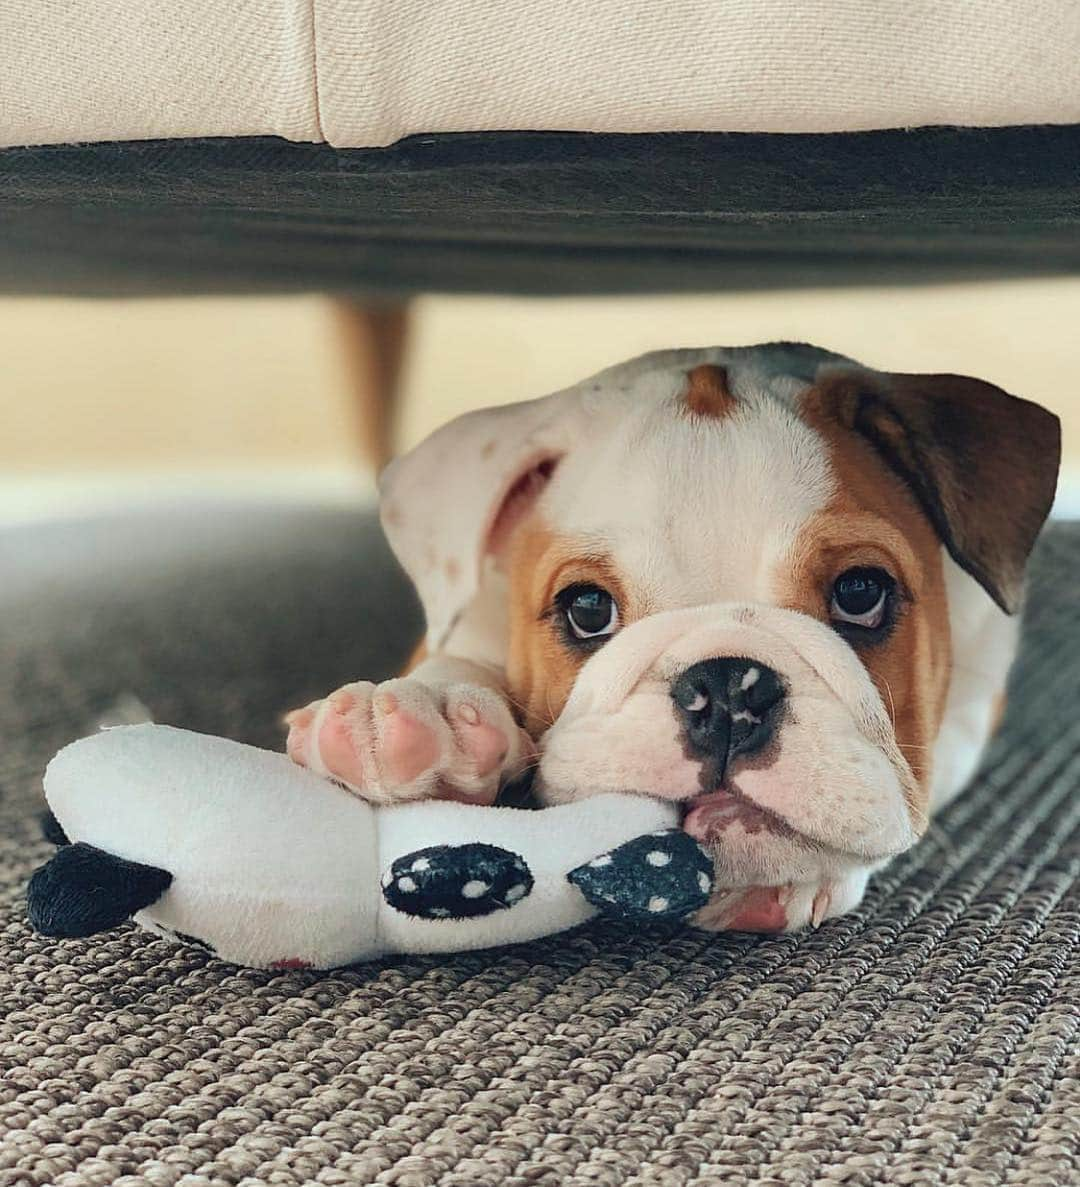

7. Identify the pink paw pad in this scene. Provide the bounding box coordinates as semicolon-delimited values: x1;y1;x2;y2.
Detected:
376;695;440;784
452;704;510;777
316;701;369;787
285;677;522;803
284;706;315;765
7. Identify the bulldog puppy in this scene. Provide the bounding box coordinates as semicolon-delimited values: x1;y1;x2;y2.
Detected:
286;343;1060;931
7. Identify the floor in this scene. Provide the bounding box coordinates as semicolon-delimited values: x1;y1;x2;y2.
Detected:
2;285;1076;1185
2;280;1078;522
3;506;1076;1185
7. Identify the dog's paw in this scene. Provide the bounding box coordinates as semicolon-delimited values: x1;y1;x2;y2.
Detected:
284;677;532;805
692;869;870;933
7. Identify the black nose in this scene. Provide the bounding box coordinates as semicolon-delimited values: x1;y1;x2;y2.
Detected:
671;658;785;778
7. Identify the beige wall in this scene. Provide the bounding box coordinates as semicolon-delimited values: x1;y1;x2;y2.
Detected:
2;282;1077;507
402;282;1080;469
0;295;362;471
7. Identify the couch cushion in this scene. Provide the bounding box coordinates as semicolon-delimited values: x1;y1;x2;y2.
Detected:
3;1;1080;149
0;1;319;148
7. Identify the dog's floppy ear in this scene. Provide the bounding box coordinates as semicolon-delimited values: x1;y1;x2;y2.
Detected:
813;369;1060;614
379;390;587;648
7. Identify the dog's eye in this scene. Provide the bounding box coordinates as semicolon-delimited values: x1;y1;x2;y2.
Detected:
830;567;893;631
559;585;620;641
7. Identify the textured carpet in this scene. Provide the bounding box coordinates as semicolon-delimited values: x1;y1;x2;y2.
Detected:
0;510;1077;1186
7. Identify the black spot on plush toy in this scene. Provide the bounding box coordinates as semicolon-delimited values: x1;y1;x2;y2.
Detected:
27;725;714;969
382;844;535;919
569;830;716;919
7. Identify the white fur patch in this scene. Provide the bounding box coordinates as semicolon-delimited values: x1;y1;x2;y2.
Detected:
931;550;1019;809
382;344;846;650
546;403;834;613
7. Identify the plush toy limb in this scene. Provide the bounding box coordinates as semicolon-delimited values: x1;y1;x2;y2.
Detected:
382;843;534;920
28;842;173;938
376;793;679;955
41;725;385;969
568;829;715;920
37;725;688;968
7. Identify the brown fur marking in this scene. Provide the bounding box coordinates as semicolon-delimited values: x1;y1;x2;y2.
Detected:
792;387;955;817
683;365;737;419
504;521;627;736
811;371;1059;613
402;640;428;675
989;690;1008;736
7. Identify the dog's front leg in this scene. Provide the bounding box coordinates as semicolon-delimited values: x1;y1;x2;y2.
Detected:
285;654;534;805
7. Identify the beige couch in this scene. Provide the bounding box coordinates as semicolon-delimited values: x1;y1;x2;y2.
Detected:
4;0;1080;149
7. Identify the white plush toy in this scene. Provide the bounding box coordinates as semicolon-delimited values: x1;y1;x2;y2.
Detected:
28;725;715;969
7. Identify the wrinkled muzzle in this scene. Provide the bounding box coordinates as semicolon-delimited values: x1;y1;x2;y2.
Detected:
536;604;924;889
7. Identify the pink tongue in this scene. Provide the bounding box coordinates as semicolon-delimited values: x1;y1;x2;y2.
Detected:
682;789;742;841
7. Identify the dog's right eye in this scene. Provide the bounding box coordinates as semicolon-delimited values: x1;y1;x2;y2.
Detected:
829;567;895;635
557;585;620;643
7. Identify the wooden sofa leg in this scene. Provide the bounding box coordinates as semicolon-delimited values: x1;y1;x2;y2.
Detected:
332;298;410;471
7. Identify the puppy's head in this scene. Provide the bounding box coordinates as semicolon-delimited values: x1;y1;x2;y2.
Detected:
381;345;1059;887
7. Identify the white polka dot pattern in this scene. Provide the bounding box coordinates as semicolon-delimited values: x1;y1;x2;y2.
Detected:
568;829;714;921
383;843;534;919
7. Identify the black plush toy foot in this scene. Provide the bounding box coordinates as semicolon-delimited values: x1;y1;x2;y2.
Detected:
568;828;714;920
27;842;173;938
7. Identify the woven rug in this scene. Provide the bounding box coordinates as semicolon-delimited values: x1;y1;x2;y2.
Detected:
1;510;1077;1186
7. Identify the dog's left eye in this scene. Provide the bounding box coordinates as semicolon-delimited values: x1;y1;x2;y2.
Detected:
559;585;620;641
830;567;893;631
